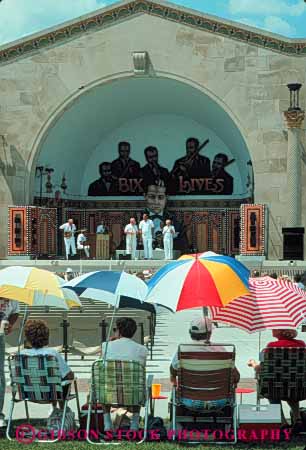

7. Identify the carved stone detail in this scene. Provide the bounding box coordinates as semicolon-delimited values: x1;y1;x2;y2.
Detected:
284;110;305;129
132;51;148;74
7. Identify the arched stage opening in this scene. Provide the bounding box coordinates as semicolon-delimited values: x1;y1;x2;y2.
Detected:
33;76;253;202
16;76;258;258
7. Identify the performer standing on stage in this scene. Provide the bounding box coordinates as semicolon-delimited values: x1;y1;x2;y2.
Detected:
139;213;154;260
124;217;138;259
77;229;90;258
96;221;108;234
163;219;175;260
59;218;76;260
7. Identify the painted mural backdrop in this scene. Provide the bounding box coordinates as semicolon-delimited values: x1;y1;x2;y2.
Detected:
87;138;234;196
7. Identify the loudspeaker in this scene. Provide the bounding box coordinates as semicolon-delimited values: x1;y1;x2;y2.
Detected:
118;254;131;260
8;206;57;256
282;227;304;260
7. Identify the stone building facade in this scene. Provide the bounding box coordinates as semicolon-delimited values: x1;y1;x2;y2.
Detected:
0;0;306;259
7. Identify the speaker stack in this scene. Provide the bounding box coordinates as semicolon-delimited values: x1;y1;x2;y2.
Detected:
282;227;304;260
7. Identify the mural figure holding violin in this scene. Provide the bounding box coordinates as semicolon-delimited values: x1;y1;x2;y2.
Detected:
171;137;211;178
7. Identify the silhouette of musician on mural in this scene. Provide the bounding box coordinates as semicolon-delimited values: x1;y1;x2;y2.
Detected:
111;141;141;180
168;137;211;194
88;162;117;196
141;146;169;187
211;153;234;195
171;137;211;178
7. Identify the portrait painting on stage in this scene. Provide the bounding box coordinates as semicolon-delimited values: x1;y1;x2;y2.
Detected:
87;137;235;197
143;181;189;252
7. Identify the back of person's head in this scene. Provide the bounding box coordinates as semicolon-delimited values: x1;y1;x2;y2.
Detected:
252;270;260;277
272;329;298;340
270;272;278;280
116;317;137;338
294;274;302;283
189;317;213;342
24;319;49;349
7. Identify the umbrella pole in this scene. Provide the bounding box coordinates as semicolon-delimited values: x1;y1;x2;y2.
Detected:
256;331;262;411
102;293;120;366
202;307;210;344
202;307;208;317
18;305;29;353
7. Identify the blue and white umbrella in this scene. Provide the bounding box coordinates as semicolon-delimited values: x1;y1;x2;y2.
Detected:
63;270;151;310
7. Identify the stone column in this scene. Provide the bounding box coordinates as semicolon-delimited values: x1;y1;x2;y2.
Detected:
283;109;305;227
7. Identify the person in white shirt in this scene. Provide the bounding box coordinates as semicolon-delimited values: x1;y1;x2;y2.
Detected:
96;222;107;234
170;318;240;412
163;219;175;260
77;229;90;258
0;297;19;427
101;318;148;432
124;217;138;259
59;218;76;260
139;213;154;259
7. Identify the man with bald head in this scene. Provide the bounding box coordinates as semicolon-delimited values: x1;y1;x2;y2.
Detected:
124;217;138;259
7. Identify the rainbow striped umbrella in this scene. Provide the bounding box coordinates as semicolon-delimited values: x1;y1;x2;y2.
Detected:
146;252;249;312
210;277;306;333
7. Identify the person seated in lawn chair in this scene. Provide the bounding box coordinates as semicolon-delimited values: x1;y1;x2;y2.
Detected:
170;317;240;411
21;319;74;410
101;317;148;432
248;328;306;433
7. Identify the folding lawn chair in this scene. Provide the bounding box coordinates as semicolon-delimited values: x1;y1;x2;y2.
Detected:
86;359;153;445
7;354;80;442
258;346;306;431
170;343;238;444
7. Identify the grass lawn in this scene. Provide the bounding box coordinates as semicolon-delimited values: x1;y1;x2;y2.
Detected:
2;419;305;449
1;437;305;449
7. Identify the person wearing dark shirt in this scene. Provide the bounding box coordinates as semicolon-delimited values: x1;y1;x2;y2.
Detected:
248;329;305;430
111;142;140;179
88;162;117;196
211;153;234;195
171;137;211;179
141;146;169;187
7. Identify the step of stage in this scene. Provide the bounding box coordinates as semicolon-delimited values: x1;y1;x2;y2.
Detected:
1;259;167;272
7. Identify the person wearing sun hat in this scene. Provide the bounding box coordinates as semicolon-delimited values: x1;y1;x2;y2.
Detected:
170;317;240;411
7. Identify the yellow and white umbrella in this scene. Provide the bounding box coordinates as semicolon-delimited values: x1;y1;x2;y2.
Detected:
0;266;81;309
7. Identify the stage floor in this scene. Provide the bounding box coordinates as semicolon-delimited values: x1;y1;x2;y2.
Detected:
2;258;306;273
2;258;167;272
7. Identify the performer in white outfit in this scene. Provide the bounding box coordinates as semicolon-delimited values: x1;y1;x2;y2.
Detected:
124;218;138;259
163;219;175;260
96;222;107;234
139;213;154;259
59;218;76;260
77;229;90;258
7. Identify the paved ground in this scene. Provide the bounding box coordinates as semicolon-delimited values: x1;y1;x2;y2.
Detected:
3;307;306;422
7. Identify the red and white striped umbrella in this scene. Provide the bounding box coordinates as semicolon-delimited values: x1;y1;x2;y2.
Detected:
210;276;306;333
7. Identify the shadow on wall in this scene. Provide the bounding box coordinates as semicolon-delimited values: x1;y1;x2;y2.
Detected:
267;210;284;260
0;139;28;204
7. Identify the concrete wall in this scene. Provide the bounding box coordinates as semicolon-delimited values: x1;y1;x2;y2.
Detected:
0;12;305;258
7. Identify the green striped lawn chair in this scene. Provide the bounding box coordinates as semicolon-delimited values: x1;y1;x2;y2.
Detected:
7;354;80;443
86;359;152;445
258;347;306;402
170;343;238;445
